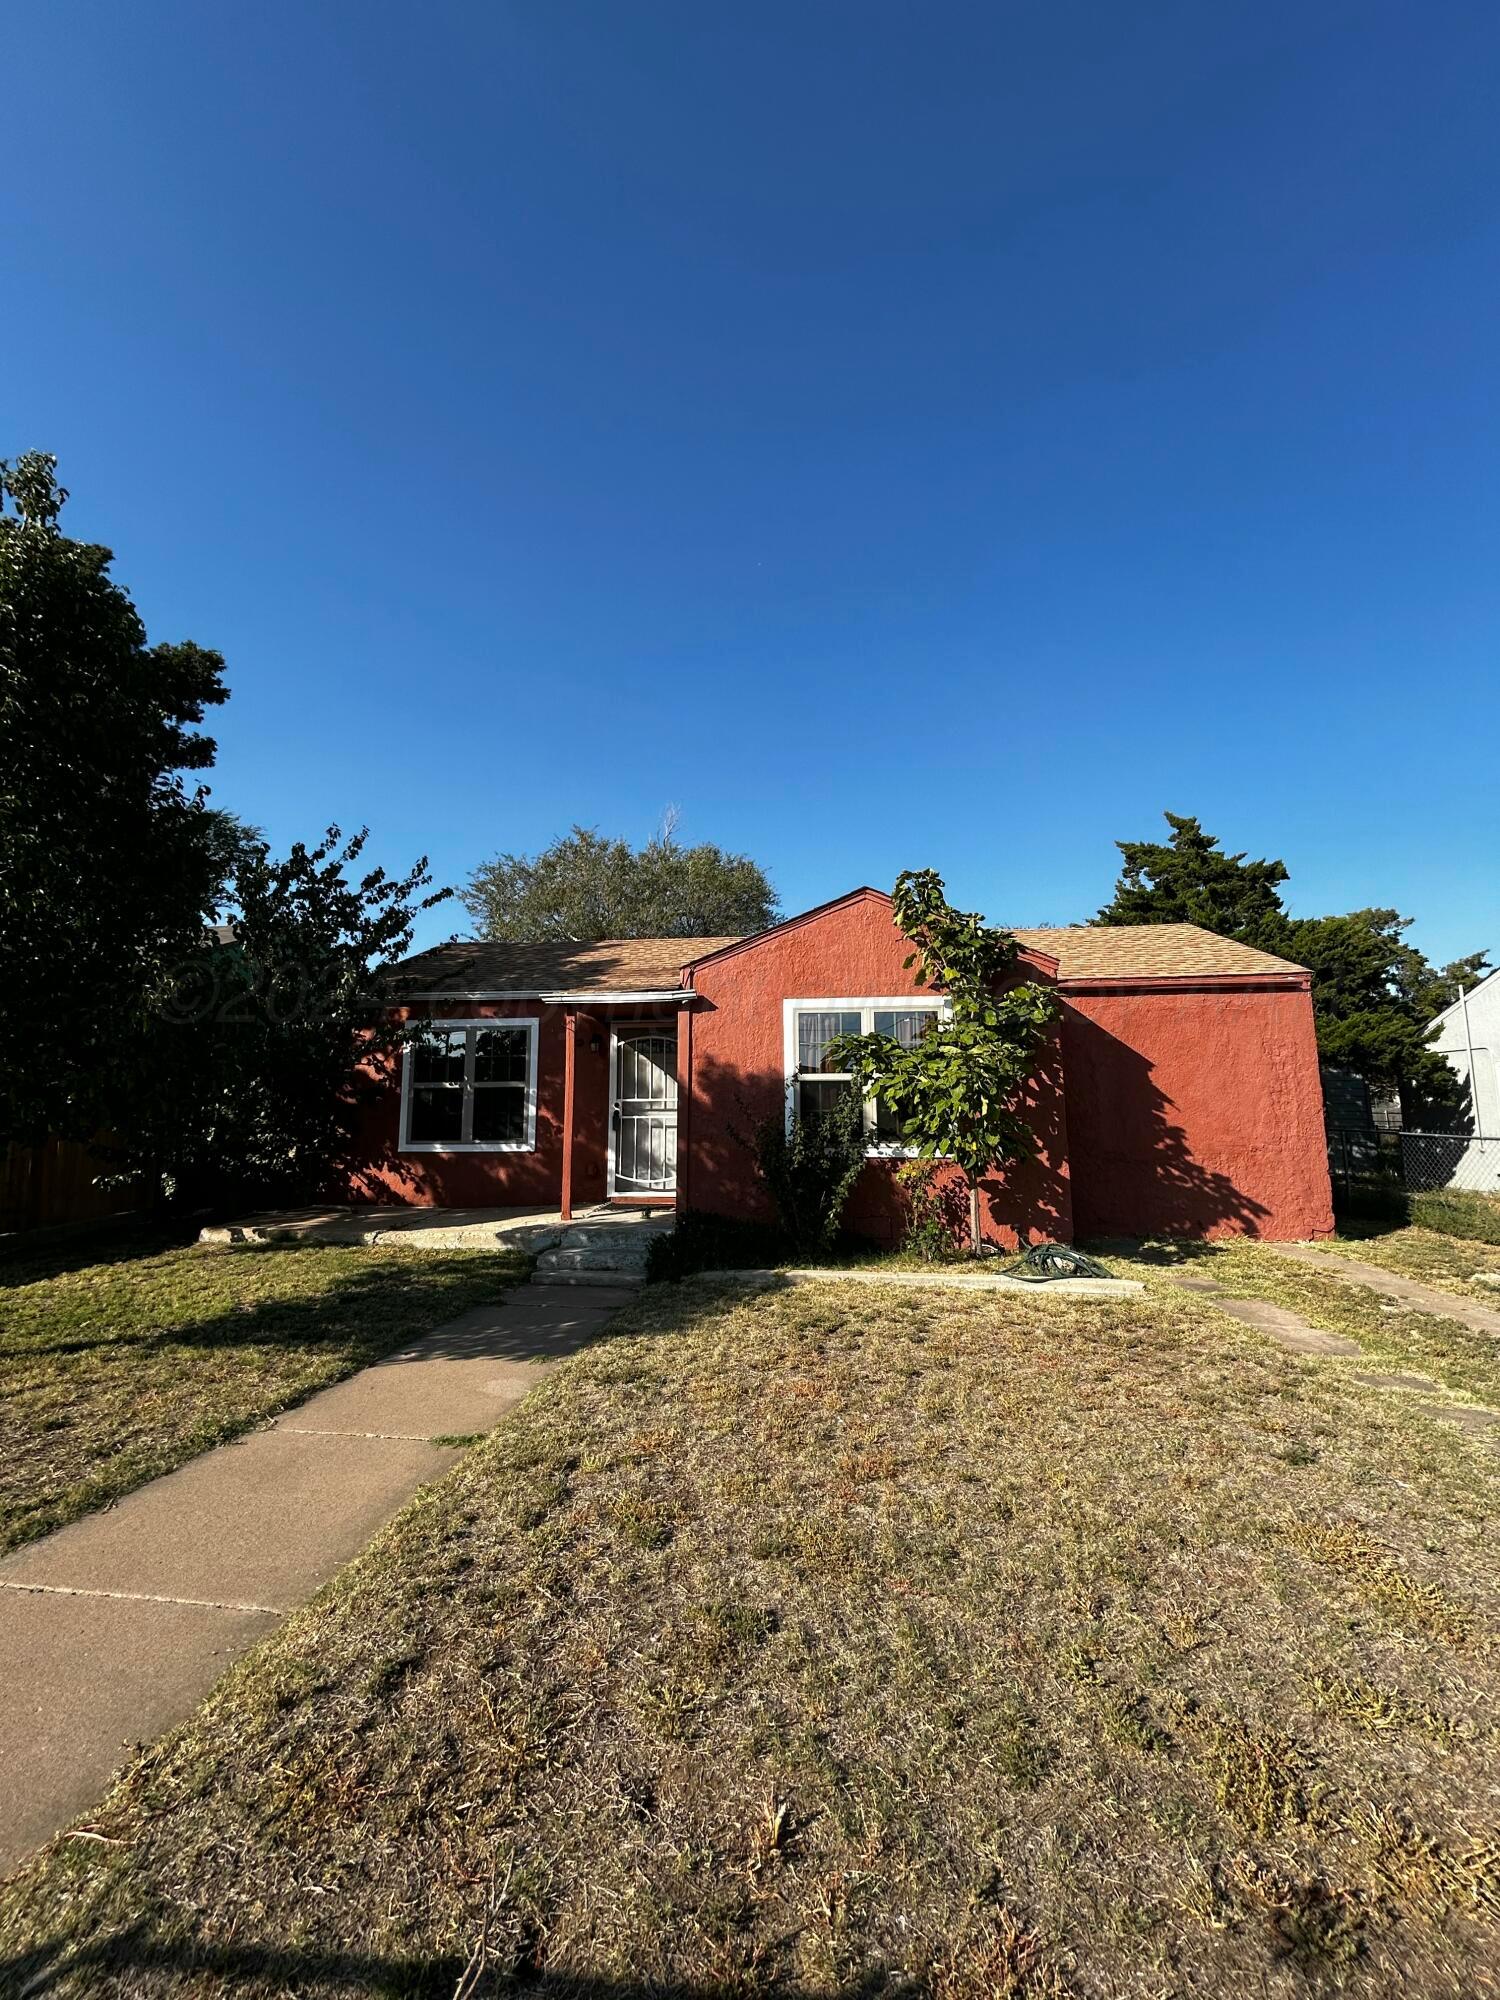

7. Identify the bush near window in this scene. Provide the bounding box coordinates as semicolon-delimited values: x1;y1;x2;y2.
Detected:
828;869;1057;1255
752;1081;867;1260
895;1159;968;1261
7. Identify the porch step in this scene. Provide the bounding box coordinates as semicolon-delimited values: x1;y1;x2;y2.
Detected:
530;1268;647;1289
530;1217;669;1288
542;1250;651;1274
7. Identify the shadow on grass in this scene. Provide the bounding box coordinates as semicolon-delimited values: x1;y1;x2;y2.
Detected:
1084;1235;1223;1268
0;1217;202;1290
2;1925;921;1998
10;1244;535;1365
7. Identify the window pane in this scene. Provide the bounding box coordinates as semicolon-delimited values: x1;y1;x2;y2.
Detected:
798;1077;857;1125
873;1009;938;1048
473;1026;528;1084
797;1010;860;1072
874;1096;911;1144
472;1086;525;1144
409;1086;463;1143
412;1030;467;1086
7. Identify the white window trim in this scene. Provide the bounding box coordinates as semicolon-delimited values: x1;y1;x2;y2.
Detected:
782;996;951;1158
399;1016;540;1153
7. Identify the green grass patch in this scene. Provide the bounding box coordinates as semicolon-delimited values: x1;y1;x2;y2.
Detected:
0;1226;527;1552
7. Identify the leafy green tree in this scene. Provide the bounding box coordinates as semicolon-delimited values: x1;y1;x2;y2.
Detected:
463;819;777;939
0;452;233;1145
1096;811;1290;944
1096;813;1491;1101
125;826;452;1205
1284;910;1489;1101
827;869;1057;1254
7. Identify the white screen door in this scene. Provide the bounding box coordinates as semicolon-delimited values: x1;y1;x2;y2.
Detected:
611;1030;678;1195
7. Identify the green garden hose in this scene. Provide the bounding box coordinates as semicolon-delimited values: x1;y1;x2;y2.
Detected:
1010;1243;1114;1281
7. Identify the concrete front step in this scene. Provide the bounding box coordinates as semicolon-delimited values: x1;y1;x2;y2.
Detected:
542;1246;653;1272
531;1268;647;1289
531;1219;668;1286
560;1222;669;1249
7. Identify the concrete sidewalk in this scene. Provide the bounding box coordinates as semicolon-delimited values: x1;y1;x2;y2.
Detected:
1274;1242;1500;1339
0;1283;635;1876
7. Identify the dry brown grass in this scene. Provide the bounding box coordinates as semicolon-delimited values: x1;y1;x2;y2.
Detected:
1106;1232;1500;1409
1;1270;1497;1998
1317;1225;1500;1304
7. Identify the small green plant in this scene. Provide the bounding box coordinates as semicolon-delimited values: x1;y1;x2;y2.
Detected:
1411;1188;1500;1244
895;1159;967;1261
752;1078;867;1259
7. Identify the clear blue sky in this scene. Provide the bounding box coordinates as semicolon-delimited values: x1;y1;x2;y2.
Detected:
8;1;1497;962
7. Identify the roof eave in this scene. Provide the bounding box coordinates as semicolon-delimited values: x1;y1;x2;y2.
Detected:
1060;970;1313;995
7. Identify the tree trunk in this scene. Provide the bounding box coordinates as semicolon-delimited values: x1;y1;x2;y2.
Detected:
969;1177;981;1257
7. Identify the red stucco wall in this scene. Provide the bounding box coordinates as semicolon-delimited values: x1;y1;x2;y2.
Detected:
1061;980;1335;1242
344;1000;678;1209
685;892;1073;1248
344;900;1333;1248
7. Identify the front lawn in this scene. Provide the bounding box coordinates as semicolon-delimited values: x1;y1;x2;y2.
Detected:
0;1225;527;1554
3;1267;1495;1996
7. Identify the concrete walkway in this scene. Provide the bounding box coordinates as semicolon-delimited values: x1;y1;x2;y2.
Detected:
199;1203;672;1253
1272;1241;1500;1339
698;1266;1143;1298
0;1284;635;1876
1170;1272;1500;1441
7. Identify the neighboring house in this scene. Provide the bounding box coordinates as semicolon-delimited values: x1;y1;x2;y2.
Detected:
347;886;1334;1244
1423;971;1500;1189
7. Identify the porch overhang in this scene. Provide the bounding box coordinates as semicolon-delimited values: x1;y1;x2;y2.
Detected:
404;988;695;1006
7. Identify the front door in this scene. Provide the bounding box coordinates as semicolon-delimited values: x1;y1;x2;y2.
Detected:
611;1028;678;1196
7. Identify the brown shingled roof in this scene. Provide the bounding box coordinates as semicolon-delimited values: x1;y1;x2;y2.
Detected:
395;936;741;994
1010;924;1307;981
395;916;1305;996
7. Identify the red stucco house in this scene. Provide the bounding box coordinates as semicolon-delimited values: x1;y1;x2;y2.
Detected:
348;887;1334;1244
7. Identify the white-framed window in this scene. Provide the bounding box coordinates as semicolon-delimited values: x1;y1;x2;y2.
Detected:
783;997;947;1156
399;1017;539;1152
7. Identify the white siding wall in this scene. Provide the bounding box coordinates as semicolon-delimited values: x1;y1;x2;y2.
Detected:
1427;971;1500;1188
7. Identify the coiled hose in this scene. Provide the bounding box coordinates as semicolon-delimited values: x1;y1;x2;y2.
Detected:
1010;1243;1114;1282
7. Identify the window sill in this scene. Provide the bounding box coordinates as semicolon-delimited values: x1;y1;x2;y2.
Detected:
399;1142;535;1155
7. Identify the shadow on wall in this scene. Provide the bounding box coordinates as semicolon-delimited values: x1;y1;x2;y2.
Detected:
686;1045;1072;1250
1064;1011;1270;1240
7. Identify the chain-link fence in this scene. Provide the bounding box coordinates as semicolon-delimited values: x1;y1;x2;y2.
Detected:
1327;1125;1500;1212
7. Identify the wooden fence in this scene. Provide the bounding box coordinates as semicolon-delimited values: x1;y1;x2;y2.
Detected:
0;1138;140;1231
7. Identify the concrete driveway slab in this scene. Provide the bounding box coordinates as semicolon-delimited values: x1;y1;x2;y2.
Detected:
0;1589;277;1875
0;1430;460;1609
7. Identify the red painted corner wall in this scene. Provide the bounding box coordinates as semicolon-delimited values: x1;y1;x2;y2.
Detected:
1061;982;1334;1242
685;895;1073;1249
